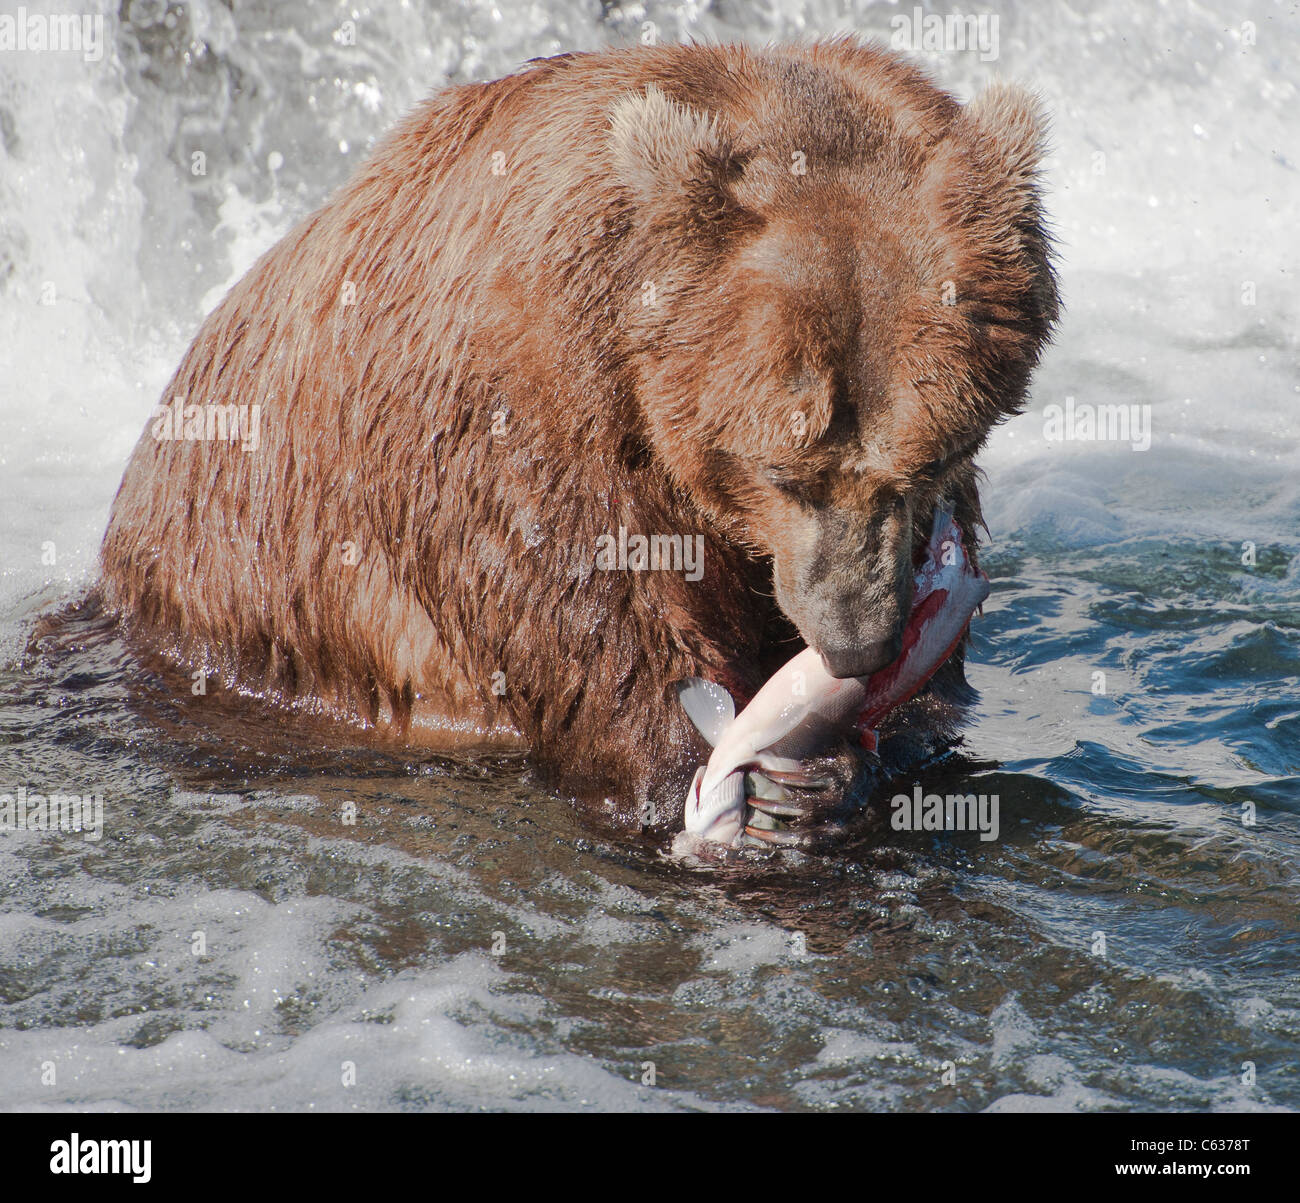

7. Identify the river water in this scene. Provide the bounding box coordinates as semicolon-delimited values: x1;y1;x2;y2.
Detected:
0;0;1296;1110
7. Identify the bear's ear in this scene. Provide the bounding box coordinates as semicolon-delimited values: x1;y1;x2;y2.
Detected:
608;85;749;225
959;82;1049;187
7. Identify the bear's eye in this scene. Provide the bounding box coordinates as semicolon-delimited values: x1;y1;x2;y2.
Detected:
913;438;981;484
764;465;818;503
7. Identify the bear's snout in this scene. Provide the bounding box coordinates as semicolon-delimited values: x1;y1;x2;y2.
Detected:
818;634;903;681
772;497;915;681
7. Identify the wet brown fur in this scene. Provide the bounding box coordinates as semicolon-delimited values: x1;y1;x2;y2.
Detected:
100;40;1058;831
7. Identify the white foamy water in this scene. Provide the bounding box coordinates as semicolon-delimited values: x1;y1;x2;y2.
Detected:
1;0;1297;1112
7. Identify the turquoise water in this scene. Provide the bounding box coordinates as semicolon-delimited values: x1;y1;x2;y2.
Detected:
1;0;1297;1110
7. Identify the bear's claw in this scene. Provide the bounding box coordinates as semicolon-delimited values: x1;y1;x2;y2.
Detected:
745;797;807;819
743;824;807;847
757;766;837;790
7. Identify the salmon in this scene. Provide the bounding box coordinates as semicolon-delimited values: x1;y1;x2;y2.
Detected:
677;504;990;847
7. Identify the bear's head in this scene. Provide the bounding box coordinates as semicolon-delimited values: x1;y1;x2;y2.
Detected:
609;62;1059;678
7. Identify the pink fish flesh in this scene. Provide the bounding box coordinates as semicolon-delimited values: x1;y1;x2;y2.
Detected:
678;506;990;846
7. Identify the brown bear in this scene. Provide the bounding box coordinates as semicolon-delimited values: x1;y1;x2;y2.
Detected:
99;39;1058;839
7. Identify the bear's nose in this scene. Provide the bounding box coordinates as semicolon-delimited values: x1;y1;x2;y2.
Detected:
818;635;903;680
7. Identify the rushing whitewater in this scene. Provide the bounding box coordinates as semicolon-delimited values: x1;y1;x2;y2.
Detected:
1;0;1297;1113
